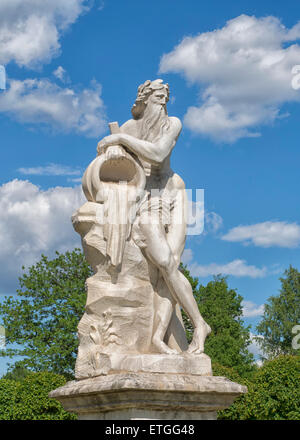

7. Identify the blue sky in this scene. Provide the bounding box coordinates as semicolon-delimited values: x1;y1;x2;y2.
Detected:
1;0;300;374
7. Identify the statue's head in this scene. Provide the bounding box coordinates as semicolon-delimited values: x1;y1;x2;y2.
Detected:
131;79;169;119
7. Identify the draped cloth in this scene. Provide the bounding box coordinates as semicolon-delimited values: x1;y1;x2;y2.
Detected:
103;183;132;269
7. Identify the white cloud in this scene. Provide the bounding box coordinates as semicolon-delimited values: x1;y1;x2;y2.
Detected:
222;221;300;248
181;249;194;265
97;1;105;11
18;163;81;177
53;66;68;82
0;0;91;67
67;177;83;183
0;179;85;293
189;259;267;278
160;14;300;142
248;333;264;360
186;197;223;237
0;78;107;137
242;300;264;317
204;211;223;234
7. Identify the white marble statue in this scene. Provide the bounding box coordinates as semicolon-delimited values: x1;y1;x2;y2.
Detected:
50;81;247;420
72;79;211;379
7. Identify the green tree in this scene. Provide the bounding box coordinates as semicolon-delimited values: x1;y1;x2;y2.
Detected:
212;361;253;420
0;254;254;379
181;266;255;377
1;364;32;381
180;264;198;342
215;355;300;420
256;265;300;359
0;372;76;420
200;275;255;376
0;249;92;378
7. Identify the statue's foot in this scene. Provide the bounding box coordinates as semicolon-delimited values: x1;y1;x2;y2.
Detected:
152;336;178;355
187;323;211;354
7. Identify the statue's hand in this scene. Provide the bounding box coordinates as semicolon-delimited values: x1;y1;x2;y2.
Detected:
105;145;126;160
97;134;121;155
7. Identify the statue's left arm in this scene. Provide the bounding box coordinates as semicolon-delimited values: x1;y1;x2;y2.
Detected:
167;174;188;267
97;117;182;165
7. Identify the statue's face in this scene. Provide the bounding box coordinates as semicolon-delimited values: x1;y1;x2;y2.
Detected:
147;87;168;106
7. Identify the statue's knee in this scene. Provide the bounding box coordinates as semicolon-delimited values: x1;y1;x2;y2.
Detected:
158;253;173;271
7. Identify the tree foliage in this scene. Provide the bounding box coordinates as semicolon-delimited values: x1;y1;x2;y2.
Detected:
256;265;300;359
212;361;253;420
2;364;32;381
1;253;254;378
0;372;76;420
0;249;92;378
180;264;198;342
181;265;255;377
0;252;299;420
215;355;300;420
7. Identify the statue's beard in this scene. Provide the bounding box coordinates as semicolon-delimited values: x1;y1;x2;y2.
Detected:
140;103;170;142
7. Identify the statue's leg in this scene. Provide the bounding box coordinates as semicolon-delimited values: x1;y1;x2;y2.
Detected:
140;221;211;354
152;280;178;354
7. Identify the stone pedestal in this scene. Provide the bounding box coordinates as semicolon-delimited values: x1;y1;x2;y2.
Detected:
49;371;247;420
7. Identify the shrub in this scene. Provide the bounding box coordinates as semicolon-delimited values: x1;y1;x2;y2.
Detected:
245;355;300;420
214;356;300;420
0;371;76;420
212;362;253;420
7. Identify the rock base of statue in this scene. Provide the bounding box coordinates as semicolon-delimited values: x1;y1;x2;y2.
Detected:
49;369;247;420
75;352;212;377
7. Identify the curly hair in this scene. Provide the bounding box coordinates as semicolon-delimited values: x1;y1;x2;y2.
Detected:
131;79;169;119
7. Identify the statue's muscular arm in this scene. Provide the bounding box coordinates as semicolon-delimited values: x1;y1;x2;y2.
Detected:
119;118;187;266
97;117;182;166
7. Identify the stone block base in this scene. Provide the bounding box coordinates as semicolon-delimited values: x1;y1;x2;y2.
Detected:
79;408;216;420
76;352;212;379
49;372;247;420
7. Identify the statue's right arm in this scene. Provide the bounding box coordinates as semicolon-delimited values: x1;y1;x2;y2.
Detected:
98;118;182;165
96;119;136;156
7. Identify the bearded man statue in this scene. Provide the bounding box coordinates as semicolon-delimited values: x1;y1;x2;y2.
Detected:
97;79;211;355
50;81;247;421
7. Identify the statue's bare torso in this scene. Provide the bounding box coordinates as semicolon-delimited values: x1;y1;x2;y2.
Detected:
120;116;185;197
